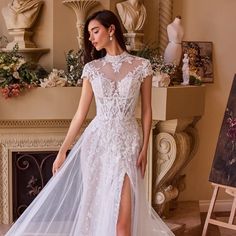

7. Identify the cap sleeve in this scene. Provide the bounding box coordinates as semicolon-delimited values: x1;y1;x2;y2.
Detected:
81;63;92;81
140;59;153;82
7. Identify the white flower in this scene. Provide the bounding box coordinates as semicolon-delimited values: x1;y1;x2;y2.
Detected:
13;71;20;79
70;65;74;72
40;69;67;88
3;66;9;70
12;56;18;61
16;58;26;70
152;72;170;87
40;80;56;88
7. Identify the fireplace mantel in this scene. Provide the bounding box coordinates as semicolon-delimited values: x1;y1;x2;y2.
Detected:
0;86;205;122
0;85;205;224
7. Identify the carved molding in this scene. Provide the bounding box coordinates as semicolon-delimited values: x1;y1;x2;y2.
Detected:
0;119;92;129
153;117;200;215
155;132;177;185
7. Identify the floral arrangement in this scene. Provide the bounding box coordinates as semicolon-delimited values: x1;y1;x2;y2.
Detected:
65;49;84;86
134;45;204;86
0;44;47;98
39;49;85;88
0;35;85;97
133;46;177;87
134;46;176;74
0;38;202;99
40;69;67;88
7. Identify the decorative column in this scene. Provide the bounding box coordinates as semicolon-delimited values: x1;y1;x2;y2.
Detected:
62;0;99;49
158;0;173;54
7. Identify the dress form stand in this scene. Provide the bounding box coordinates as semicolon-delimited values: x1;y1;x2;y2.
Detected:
116;0;146;51
202;183;236;236
164;16;184;66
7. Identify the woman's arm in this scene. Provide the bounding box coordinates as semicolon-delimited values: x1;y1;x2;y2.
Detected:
137;75;152;178
52;79;93;174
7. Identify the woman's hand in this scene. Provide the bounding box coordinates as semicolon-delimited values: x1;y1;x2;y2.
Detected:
136;149;148;178
52;152;66;176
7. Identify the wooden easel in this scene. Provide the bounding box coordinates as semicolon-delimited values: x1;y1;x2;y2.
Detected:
202;183;236;236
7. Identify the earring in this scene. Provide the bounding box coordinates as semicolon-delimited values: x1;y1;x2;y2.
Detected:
109;35;113;41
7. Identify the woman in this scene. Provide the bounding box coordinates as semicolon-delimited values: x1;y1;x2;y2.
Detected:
6;10;174;236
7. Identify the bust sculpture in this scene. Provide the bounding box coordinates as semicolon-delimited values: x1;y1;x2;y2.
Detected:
2;0;43;30
116;0;146;33
1;0;44;49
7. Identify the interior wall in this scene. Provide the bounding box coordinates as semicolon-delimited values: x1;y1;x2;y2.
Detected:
173;0;236;201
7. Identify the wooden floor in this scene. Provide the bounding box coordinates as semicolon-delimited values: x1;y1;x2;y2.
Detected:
0;224;9;236
165;201;236;236
200;212;236;236
1;201;236;235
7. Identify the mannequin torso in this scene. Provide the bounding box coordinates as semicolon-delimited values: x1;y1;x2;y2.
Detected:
164;17;184;65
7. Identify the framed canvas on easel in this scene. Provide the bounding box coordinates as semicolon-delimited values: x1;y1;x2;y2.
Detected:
202;75;236;235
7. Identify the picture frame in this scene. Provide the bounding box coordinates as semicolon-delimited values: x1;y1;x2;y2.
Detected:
209;75;236;187
182;41;214;83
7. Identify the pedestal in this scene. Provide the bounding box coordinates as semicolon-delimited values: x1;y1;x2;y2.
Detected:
124;32;144;51
1;48;50;63
6;29;36;50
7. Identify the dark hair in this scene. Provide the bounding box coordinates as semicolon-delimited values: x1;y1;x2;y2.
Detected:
83;10;126;64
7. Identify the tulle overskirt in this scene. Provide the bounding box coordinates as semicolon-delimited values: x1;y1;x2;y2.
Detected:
6;118;174;236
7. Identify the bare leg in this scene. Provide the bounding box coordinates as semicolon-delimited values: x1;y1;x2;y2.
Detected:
116;174;132;236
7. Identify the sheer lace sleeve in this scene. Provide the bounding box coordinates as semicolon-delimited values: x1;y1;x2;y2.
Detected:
140;59;153;82
81;63;92;81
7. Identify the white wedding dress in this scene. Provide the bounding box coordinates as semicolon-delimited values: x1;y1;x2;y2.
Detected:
6;52;174;236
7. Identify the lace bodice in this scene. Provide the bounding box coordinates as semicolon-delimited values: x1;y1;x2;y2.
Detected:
81;52;153;122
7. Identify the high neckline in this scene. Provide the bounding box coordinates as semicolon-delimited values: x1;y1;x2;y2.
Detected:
104;51;129;63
